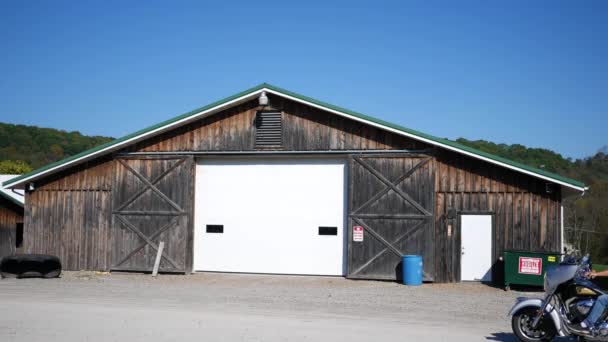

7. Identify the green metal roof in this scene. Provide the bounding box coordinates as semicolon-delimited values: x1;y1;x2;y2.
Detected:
2;83;586;191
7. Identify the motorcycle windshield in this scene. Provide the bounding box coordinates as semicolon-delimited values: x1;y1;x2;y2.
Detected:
545;264;578;292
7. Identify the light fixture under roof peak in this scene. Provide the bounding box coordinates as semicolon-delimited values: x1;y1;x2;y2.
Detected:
258;91;269;106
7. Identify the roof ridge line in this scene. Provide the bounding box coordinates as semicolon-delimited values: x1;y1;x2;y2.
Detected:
3;83;587;191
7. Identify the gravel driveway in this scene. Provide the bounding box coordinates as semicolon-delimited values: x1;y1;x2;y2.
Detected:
0;272;549;341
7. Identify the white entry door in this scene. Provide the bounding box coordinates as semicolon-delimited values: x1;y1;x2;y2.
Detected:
194;158;346;276
460;215;493;282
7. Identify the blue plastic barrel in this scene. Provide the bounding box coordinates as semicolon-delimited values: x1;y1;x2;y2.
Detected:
402;255;423;285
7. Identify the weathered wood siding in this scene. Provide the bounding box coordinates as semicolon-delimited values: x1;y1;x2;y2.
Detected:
128;96;427;152
24;158;113;270
21;94;563;282
0;199;23;259
433;150;561;283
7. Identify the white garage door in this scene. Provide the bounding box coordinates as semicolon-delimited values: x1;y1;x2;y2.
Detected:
194;158;346;276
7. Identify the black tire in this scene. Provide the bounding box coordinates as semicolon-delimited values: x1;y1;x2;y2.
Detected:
511;306;556;342
0;254;61;278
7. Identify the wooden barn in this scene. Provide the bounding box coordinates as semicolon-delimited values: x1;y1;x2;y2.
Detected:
0;175;24;259
3;84;586;283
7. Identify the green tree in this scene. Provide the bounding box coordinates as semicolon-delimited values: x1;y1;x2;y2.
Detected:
0;122;113;168
0;160;33;174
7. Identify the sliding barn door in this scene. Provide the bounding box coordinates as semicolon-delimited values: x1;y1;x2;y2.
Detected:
111;156;193;273
348;154;435;281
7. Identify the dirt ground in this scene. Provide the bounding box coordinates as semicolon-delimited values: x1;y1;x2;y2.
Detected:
0;271;559;341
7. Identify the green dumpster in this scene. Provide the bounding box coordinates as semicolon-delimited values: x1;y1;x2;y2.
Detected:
503;250;561;291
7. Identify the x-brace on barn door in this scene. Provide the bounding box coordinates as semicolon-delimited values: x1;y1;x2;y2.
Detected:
347;154;435;281
111;156;193;273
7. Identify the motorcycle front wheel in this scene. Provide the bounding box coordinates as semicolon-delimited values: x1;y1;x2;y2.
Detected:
511;306;557;342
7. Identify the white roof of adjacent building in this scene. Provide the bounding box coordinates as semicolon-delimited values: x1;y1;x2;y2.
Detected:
0;175;24;207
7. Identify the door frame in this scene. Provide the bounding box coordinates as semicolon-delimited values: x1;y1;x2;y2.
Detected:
457;211;496;282
191;155;349;275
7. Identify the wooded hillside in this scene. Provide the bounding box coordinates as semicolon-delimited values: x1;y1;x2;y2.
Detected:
0;122;113;171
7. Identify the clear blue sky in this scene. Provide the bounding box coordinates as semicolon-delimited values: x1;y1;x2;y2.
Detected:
0;1;606;159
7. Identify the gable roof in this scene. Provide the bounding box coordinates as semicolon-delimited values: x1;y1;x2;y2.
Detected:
0;175;24;208
3;83;587;192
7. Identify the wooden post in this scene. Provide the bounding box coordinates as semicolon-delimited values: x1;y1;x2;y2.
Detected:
152;241;165;277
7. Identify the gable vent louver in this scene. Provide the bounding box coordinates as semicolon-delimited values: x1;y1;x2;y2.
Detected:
255;112;282;147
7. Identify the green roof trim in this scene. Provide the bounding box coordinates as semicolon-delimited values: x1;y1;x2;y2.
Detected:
3;82;586;190
2;83;267;188
262;83;586;189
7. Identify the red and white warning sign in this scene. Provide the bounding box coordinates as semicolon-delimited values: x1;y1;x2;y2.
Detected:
353;226;364;242
518;257;542;275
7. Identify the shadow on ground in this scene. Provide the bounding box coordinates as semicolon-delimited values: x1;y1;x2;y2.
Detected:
486;332;576;341
478;281;545;293
485;332;517;341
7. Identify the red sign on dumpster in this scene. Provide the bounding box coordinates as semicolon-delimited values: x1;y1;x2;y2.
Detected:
353;226;364;242
518;257;542;275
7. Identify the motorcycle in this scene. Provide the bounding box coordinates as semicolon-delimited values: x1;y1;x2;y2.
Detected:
509;254;608;341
